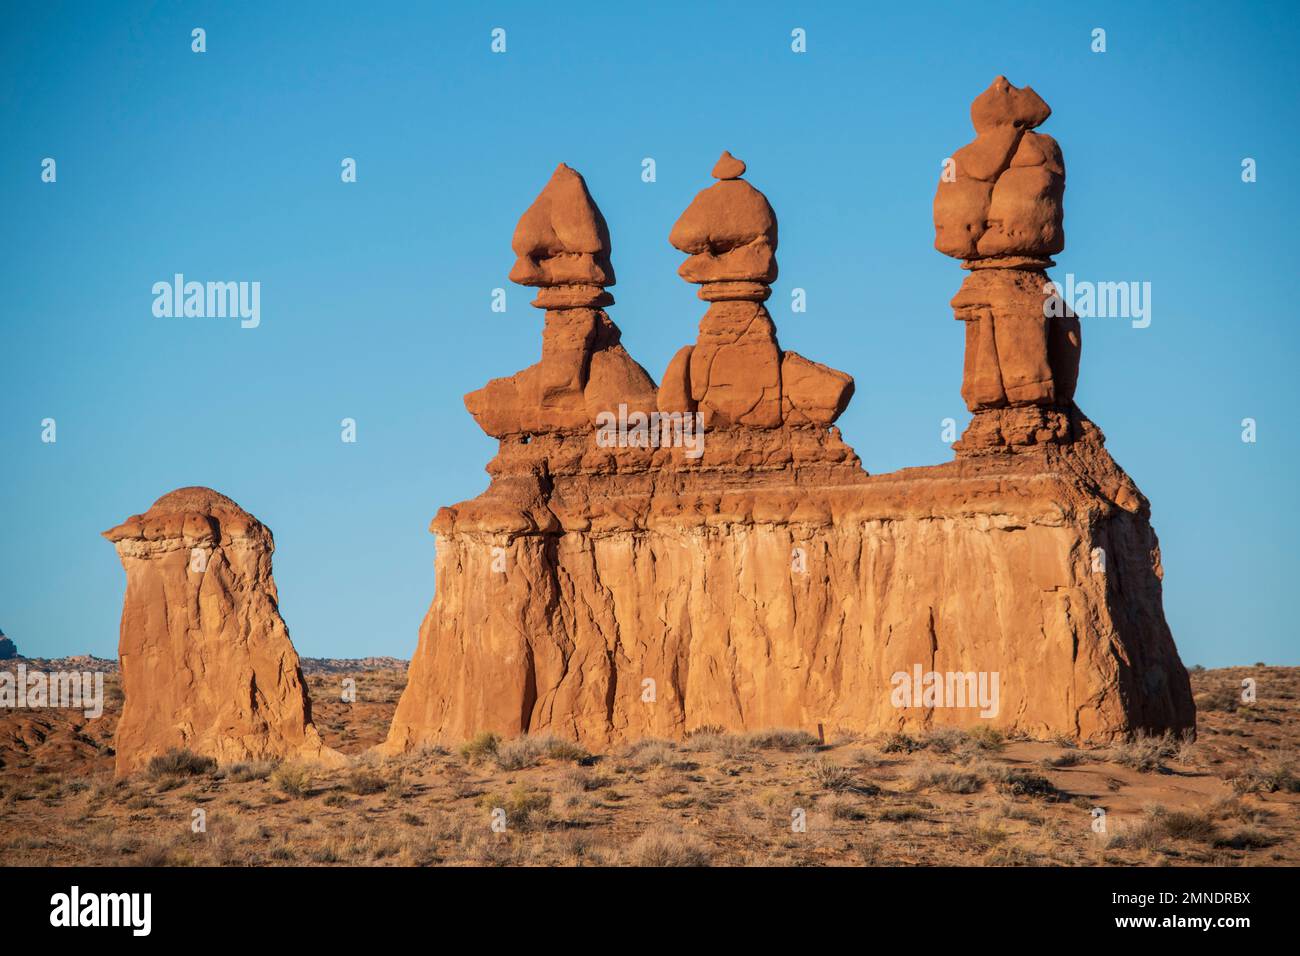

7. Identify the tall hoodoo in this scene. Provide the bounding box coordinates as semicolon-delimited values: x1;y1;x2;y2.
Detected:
103;487;341;775
666;151;854;429
465;163;657;439
934;75;1080;451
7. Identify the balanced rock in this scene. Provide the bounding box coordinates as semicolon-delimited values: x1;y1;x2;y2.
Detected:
664;153;853;428
466;164;656;439
934;75;1064;262
509;163;615;308
935;78;1079;441
103;487;342;775
670;152;778;301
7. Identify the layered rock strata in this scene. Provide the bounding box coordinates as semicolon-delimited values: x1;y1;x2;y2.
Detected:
385;126;1193;752
103;487;341;775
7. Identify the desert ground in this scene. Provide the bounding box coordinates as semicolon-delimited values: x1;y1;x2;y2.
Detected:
0;662;1295;867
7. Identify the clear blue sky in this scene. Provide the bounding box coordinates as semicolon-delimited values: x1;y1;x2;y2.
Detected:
2;1;1297;667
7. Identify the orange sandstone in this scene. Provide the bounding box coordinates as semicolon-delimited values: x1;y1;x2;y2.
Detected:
384;130;1193;753
103;488;342;775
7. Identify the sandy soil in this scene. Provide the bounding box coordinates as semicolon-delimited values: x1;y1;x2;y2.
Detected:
0;663;1295;866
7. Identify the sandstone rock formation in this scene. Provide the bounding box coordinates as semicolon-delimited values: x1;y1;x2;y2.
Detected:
666;152;854;428
103;487;342;775
466;163;657;439
385;132;1193;753
934;75;1081;451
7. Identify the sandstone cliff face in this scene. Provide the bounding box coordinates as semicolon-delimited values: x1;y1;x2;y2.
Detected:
385;110;1194;752
103;487;341;775
386;420;1191;748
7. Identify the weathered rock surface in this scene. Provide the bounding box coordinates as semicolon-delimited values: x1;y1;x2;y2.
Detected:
935;76;1081;441
0;631;16;660
666;154;855;427
466;164;656;439
103;487;342;775
935;75;1063;262
385;130;1193;753
385;417;1192;748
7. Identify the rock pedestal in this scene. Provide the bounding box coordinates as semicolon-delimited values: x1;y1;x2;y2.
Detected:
103;487;341;775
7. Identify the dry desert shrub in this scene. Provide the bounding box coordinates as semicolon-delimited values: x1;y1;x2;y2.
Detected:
146;748;216;780
808;757;880;795
619;738;691;771
984;844;1036;866
682;728;750;757
1040;750;1086;768
558;767;613;793
225;761;274;783
819;792;869;821
880;732;922;753
982;764;1059;799
847;747;885;769
624;826;712;867
346;767;386;795
270;763;312;799
458;731;501;764
1157;808;1221;843
810;758;856;792
493;734;589;770
1194;685;1241;714
1107;804;1222;852
478;784;552;831
1107;731;1180;773
879;803;926;822
644;771;690;799
1212;827;1276;850
1229;761;1299;794
923;728;968;753
743;728;820;751
909;763;985;794
963;726;1006;753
